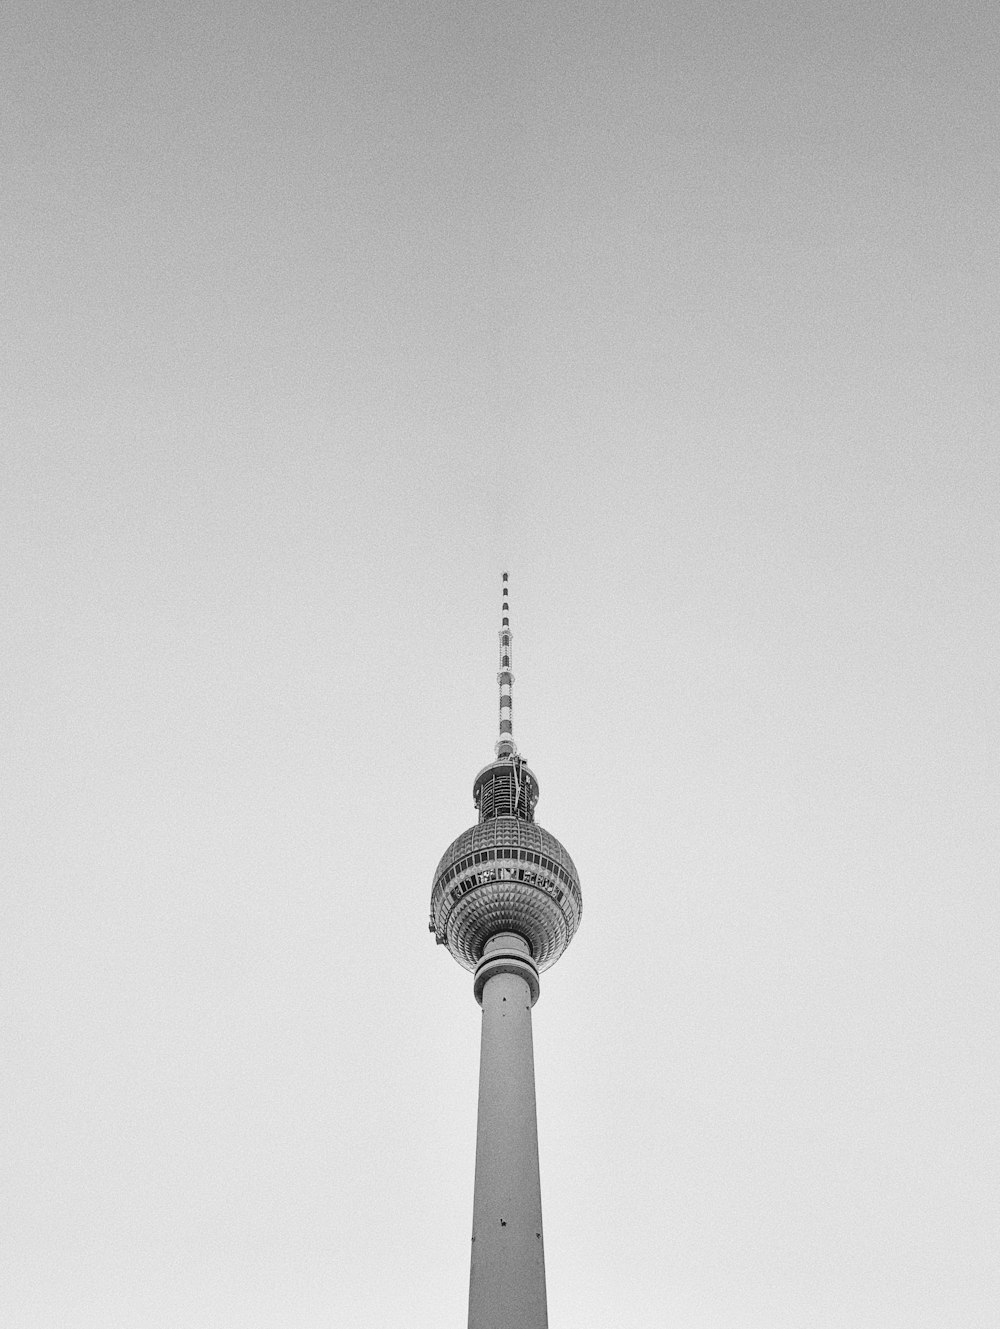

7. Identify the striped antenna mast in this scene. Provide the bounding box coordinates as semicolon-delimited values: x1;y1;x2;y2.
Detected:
495;571;516;758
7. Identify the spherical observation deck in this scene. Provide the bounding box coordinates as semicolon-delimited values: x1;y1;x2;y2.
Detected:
429;758;582;973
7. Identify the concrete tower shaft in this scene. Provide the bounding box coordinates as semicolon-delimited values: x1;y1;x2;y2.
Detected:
468;934;547;1329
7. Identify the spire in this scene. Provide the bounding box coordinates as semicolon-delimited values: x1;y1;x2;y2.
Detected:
495;571;516;758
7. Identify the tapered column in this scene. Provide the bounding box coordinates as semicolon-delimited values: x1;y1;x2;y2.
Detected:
468;933;547;1329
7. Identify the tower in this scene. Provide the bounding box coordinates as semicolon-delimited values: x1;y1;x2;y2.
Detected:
429;572;582;1329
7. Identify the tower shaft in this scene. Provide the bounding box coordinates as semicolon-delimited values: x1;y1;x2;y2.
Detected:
468;934;547;1329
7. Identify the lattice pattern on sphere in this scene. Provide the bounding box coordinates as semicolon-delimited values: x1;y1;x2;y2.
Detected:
430;816;582;972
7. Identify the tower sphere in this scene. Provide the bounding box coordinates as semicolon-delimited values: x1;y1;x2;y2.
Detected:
429;757;582;972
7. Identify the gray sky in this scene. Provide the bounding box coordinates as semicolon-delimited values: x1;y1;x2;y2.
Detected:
3;1;997;1325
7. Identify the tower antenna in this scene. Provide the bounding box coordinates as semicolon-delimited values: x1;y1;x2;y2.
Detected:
496;571;517;759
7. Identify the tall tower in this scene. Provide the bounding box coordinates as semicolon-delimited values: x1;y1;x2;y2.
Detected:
429;573;582;1329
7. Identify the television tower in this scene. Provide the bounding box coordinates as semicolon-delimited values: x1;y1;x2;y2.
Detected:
429;572;582;1329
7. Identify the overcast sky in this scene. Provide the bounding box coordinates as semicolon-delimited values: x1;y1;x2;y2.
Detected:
3;2;998;1326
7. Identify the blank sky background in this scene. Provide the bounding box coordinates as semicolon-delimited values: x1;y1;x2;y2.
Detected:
2;2;997;1326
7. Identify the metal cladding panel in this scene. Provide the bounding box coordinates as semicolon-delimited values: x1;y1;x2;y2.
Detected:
432;817;580;885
